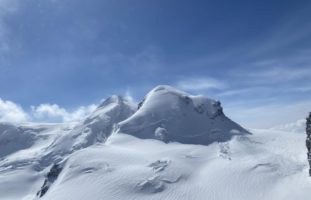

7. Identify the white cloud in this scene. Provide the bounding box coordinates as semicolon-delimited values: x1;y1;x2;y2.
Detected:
270;119;306;133
176;77;225;91
31;104;67;122
66;104;97;122
31;103;97;123
225;100;311;129
0;98;29;123
0;97;98;124
217;88;255;97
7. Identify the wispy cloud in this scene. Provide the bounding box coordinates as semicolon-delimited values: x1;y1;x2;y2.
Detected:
216;88;255;97
245;66;311;82
124;88;136;103
176;77;225;92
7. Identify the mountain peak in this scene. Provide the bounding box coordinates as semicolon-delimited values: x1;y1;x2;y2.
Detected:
117;86;248;145
98;95;126;108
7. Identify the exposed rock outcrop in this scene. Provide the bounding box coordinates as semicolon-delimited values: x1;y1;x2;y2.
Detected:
37;163;63;197
306;112;311;176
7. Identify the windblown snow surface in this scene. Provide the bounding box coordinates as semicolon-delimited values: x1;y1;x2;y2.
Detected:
0;86;310;200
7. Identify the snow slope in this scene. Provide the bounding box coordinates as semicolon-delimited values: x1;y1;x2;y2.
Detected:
118;85;248;145
0;86;310;200
0;123;38;158
40;129;310;200
0;122;69;200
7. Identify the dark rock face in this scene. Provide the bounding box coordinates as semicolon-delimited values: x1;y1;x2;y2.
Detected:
137;98;145;110
306;112;311;176
37;163;63;197
210;101;223;119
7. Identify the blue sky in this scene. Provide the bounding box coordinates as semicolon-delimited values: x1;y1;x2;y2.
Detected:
0;0;311;128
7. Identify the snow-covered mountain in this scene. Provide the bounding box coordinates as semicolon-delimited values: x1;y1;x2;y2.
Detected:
118;85;248;145
0;95;136;167
0;86;310;200
44;95;136;157
0;95;136;199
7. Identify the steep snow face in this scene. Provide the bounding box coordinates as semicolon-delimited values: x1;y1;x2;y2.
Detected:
118;85;248;145
72;95;136;148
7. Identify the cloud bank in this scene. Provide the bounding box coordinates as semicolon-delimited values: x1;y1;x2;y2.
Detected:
225;100;311;129
0;98;97;124
0;98;29;123
31;103;97;123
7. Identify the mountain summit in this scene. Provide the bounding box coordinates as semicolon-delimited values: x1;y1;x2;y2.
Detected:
43;95;136;158
117;85;248;145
